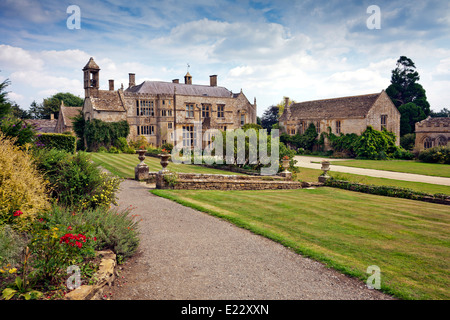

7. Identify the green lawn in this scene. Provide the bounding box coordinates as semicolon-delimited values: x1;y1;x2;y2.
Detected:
328;159;450;178
296;167;450;196
89;152;243;178
152;187;450;300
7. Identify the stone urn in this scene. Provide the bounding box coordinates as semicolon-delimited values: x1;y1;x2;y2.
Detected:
137;149;146;165
318;160;331;183
281;158;290;173
135;149;149;181
159;153;171;173
321;160;330;176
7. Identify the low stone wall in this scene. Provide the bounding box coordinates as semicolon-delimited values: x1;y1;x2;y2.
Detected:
154;172;307;190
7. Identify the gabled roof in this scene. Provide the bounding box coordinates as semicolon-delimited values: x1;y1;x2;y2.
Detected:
281;92;383;120
89;90;126;112
125;81;233;98
59;106;82;127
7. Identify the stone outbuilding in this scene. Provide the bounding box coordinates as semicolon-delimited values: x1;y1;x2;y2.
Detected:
55;102;82;134
278;90;401;148
414;116;449;152
81;57;257;147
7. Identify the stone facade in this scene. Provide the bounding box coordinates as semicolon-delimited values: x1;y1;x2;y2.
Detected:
278;90;401;148
414;116;450;152
81;58;257;147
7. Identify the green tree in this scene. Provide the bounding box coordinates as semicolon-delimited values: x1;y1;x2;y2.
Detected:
386;56;430;135
430;108;450;117
260;105;279;133
31;92;84;119
398;102;426;136
0;78;12;118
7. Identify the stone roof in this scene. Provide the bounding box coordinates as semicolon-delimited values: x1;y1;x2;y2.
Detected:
83;57;100;70
24;119;57;133
90;90;126;112
281;92;382;120
416;116;450;128
59;106;82;127
125;81;233;98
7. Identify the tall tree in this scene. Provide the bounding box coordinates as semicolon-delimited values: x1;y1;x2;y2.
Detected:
386;56;430;136
31;92;84;119
0;78;12;118
260;105;279;133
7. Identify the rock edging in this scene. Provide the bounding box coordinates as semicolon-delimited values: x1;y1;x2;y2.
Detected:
64;250;117;300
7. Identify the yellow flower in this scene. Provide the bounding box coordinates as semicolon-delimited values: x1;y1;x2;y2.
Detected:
0;269;5;273
9;268;17;274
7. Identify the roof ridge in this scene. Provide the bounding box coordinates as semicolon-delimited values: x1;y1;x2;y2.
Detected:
292;92;381;106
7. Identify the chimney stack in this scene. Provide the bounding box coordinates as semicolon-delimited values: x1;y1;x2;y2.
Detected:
172;79;179;83
129;73;135;88
284;97;291;117
209;75;217;87
109;79;114;91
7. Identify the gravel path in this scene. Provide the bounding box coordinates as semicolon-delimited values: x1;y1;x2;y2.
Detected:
107;179;393;300
294;156;450;186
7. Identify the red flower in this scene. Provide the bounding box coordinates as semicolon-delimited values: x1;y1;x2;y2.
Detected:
67;226;72;230
13;210;23;217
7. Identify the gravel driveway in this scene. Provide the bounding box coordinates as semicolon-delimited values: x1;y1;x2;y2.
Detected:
106;179;393;300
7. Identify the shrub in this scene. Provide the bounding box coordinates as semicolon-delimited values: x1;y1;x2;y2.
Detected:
161;142;173;153
0;134;50;231
37;206;140;261
114;137;128;152
32;149;121;209
98;146;107;153
108;146;120;154
418;145;450;164
0;116;36;147
400;133;416;151
34;133;76;153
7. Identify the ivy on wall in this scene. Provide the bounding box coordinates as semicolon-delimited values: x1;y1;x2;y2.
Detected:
73;115;129;151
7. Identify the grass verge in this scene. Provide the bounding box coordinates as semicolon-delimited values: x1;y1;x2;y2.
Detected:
297;167;450;195
151;187;450;300
328;159;450;178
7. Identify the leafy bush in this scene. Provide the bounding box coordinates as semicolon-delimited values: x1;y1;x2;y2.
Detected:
400;133;416;151
32;149;121;209
34;133;76;153
108;146;120;154
161;142;174;153
0;134;50;231
418;145;450;164
37;205;140;261
0;115;36;146
114;137;128;152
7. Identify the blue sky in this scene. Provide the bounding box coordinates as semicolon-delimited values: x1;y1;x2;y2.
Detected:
0;0;449;116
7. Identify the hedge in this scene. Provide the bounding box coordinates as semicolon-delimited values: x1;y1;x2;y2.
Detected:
323;178;449;205
35;133;76;153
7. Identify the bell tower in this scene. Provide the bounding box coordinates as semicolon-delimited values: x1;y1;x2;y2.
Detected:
83;57;100;98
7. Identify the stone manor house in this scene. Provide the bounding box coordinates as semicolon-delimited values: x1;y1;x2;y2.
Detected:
81;57;257;147
414;116;450;152
279;90;401;149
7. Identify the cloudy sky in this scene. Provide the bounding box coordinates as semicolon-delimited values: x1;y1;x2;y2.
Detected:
0;0;449;116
